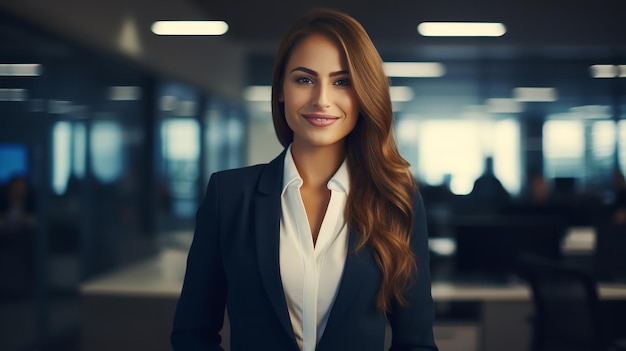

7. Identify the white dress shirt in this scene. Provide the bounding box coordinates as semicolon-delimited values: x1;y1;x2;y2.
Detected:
279;146;350;351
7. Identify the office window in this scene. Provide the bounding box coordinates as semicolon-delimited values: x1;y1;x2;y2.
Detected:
406;118;521;196
493;119;521;195
544;117;621;188
543;119;585;179
204;102;245;181
52;121;72;194
90;121;123;184
591;120;616;182
73;123;87;179
161;118;200;218
417;120;482;195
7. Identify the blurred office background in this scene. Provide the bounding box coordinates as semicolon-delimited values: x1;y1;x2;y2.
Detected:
0;1;625;350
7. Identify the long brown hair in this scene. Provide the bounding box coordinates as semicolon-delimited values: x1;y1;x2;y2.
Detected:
271;8;417;312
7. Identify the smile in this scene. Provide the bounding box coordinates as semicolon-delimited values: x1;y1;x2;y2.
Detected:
303;114;339;127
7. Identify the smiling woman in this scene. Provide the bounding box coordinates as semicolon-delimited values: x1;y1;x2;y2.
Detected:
172;8;438;351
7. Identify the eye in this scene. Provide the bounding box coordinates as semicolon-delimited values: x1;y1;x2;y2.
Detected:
295;76;313;84
334;78;351;87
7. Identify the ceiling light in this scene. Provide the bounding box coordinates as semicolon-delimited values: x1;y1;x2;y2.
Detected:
108;86;141;101
389;86;414;102
383;62;445;77
243;86;272;101
513;87;557;102
151;21;229;36
590;64;618;78
486;98;523;113
0;88;27;101
590;64;626;78
0;64;42;76
417;22;506;37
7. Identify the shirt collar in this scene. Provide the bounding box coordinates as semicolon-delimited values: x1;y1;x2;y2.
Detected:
282;144;350;195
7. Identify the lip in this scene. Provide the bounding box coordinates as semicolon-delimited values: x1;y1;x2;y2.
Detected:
302;113;339;127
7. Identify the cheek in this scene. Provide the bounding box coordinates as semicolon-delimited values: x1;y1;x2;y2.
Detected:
340;93;360;118
283;89;308;113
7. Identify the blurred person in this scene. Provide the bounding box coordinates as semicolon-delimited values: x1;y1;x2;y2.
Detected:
0;174;37;232
171;8;438;351
468;156;510;211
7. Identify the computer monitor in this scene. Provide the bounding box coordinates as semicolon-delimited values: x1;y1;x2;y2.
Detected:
453;215;566;283
0;143;29;184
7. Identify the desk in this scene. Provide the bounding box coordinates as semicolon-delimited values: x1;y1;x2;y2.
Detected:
430;280;626;351
432;280;626;301
80;249;626;351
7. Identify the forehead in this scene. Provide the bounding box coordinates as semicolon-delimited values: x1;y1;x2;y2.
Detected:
285;33;348;71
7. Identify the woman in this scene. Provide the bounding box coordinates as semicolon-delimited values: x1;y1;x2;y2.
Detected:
171;8;438;351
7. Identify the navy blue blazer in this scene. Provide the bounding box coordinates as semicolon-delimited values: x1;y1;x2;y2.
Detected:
171;150;438;351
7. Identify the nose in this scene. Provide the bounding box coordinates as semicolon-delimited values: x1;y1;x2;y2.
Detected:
312;84;331;109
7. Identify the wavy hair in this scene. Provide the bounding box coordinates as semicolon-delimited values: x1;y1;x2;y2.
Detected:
271;8;417;312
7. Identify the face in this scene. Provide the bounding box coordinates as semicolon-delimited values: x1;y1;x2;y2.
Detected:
280;33;359;152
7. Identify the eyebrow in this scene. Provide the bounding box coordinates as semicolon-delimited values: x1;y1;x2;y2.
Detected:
289;66;349;77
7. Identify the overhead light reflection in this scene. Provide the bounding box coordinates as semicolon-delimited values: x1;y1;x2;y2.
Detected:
590;64;626;78
486;98;523;113
0;64;42;76
417;22;506;37
0;88;27;101
513;87;557;102
243;86;272;101
151;21;229;36
590;64;618;78
383;62;445;77
108;86;141;101
389;86;414;102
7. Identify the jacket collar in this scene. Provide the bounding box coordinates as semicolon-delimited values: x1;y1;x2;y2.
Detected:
254;147;368;347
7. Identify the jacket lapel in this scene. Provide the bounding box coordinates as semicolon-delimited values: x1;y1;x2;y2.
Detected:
254;149;298;344
320;232;373;341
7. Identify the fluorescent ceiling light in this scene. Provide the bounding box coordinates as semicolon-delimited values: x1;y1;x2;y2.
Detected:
0;88;27;101
513;87;557;102
389;86;414;102
590;64;626;78
151;21;229;35
0;64;42;76
486;98;523;113
383;62;445;77
108;86;141;101
590;64;618;78
244;86;272;101
417;22;506;37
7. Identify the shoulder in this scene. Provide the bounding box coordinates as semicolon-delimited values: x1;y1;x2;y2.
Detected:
212;163;267;181
208;150;286;193
207;164;269;194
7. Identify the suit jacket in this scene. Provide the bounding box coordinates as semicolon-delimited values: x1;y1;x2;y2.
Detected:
171;149;438;351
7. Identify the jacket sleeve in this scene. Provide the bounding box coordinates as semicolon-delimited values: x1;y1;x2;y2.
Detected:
171;173;227;351
387;190;439;351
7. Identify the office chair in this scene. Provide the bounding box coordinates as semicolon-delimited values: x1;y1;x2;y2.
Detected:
517;254;626;351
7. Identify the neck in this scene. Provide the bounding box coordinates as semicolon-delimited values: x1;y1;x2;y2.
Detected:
290;142;346;188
